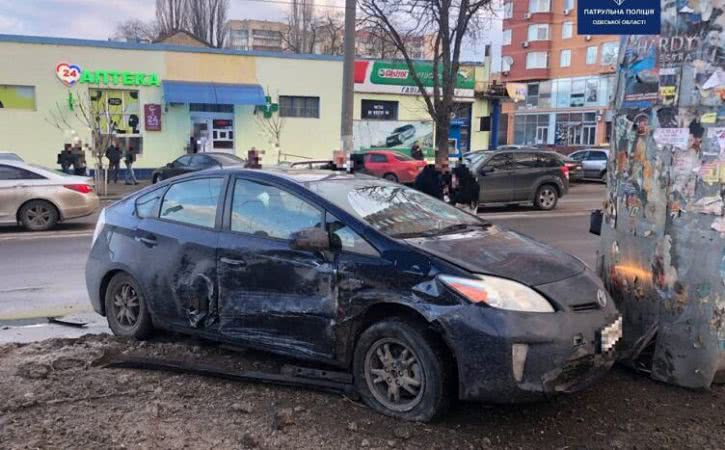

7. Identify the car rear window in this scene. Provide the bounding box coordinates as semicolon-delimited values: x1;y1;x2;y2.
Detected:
160;178;224;228
368;153;388;163
393;152;413;161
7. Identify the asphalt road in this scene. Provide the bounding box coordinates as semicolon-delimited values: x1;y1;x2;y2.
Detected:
0;182;605;341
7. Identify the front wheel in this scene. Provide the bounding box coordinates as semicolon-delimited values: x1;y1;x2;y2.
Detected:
353;318;451;421
383;173;399;183
534;184;559;210
104;273;153;339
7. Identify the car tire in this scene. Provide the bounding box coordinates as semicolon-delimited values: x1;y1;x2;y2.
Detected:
383;173;399;183
534;184;559;210
600;171;607;184
19;200;59;231
104;273;153;339
353;318;451;422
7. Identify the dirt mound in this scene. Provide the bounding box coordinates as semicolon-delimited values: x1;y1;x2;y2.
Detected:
1;334;723;449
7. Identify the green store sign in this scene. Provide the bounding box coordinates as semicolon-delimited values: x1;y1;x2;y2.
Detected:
56;62;160;87
369;61;475;90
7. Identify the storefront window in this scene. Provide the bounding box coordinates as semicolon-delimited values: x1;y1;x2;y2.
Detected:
601;41;619;65
570;80;585;107
526;83;539;106
539;81;552;108
514;114;549;145
90;89;140;135
585;79;599;105
555;112;597;145
0;85;35;110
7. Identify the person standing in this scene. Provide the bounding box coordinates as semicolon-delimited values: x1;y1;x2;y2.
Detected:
414;164;444;200
450;162;480;212
71;143;87;176
411;142;424;161
105;140;122;184
124;146;138;185
58;144;73;174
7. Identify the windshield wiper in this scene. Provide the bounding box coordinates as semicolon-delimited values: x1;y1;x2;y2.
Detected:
391;222;490;239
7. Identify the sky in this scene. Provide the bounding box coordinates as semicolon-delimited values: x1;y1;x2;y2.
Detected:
0;0;501;65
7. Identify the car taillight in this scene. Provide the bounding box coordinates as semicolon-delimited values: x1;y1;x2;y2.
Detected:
560;165;569;180
64;184;93;194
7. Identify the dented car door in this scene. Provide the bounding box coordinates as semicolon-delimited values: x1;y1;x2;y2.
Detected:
135;176;224;329
217;177;337;360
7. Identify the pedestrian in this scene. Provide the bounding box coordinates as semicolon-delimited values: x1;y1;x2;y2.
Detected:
414;164;444;200
105;140;122;184
451;161;480;212
58;144;73;174
411;142;424;161
124;145;138;185
71;144;87;176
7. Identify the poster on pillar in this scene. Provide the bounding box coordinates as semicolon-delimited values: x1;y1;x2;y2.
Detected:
353;120;433;156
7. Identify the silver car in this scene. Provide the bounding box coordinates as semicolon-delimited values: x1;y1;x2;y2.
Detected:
0;160;99;231
0;152;23;161
568;148;609;182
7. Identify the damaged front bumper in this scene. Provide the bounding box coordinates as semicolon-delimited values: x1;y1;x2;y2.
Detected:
437;305;619;403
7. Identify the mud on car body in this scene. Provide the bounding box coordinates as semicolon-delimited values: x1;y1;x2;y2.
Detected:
86;168;621;421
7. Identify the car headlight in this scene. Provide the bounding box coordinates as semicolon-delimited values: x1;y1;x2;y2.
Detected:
438;274;555;313
92;208;106;246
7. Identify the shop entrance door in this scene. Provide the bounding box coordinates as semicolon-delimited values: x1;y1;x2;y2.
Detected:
191;113;234;154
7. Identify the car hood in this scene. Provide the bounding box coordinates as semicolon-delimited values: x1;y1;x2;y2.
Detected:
404;225;585;286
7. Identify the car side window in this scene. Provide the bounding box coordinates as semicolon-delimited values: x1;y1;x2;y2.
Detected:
175;155;192;167
511;153;539;168
230;179;322;240
570;151;588;161
0;165;44;180
590;151;607;161
191;155;214;167
538;154;561;167
159;178;224;228
135;187;165;218
368;154;388;163
326;212;379;257
484;154;511;170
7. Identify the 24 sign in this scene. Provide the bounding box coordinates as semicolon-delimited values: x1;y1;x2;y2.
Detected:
56;62;82;86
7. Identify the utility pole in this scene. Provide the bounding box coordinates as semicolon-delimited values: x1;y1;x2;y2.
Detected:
340;0;356;161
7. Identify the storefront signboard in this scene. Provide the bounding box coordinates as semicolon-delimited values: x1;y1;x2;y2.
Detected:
354;60;476;97
144;104;162;131
56;62;160;87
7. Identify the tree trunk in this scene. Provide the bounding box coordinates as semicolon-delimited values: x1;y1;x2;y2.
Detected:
434;122;449;168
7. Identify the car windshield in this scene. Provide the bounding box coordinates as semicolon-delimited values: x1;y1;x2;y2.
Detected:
309;179;485;238
210;154;244;165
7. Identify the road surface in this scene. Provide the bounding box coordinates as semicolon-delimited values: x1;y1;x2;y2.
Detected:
0;182;605;341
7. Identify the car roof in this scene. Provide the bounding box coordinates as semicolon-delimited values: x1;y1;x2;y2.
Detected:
172;165;377;185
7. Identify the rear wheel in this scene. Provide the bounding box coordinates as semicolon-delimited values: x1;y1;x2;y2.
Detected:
600;171;607;184
19;200;58;231
104;273;153;339
354;318;451;421
534;184;559;210
383;173;399;183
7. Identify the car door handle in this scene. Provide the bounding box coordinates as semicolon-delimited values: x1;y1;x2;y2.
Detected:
220;257;246;267
134;235;157;247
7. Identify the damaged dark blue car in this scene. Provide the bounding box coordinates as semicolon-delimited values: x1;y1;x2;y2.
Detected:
86;167;622;421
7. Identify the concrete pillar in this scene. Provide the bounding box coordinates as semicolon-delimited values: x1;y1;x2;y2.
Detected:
598;1;725;388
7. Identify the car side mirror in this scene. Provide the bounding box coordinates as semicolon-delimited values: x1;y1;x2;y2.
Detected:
290;227;331;252
590;209;603;236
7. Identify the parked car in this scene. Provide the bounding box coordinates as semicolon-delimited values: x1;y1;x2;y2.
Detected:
358;150;426;183
553;153;584;182
385;124;416;147
151;152;244;183
86;167;620;421
0;152;23;161
469;150;569;210
568;149;609;182
0;160;98;231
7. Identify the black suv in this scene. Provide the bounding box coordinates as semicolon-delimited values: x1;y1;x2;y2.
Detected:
466;150;569;210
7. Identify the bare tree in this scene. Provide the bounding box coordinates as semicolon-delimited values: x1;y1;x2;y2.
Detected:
156;0;188;35
316;11;345;56
283;0;317;53
187;0;229;47
359;0;494;164
112;19;159;42
46;91;117;194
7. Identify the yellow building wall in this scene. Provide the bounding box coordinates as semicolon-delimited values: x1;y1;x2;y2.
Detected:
236;57;343;162
0;42;167;168
165;52;257;84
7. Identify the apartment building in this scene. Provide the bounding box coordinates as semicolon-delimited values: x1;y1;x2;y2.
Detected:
226;20;286;52
500;0;619;148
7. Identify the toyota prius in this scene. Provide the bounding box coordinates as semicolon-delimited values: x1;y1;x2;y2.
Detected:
86;167;621;421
